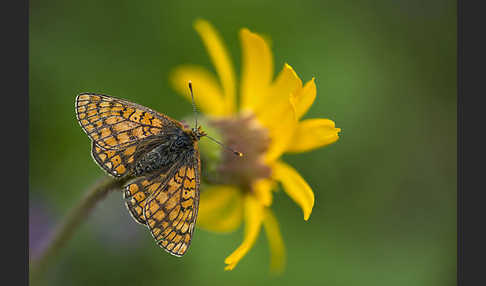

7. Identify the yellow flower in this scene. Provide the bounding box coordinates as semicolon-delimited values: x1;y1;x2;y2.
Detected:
170;19;340;272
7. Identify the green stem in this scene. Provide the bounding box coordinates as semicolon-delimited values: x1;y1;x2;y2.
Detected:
30;176;129;284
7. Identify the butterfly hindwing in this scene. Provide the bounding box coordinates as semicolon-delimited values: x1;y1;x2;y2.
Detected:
143;153;200;256
124;172;170;225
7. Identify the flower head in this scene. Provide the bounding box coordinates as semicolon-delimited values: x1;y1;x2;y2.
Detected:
170;19;340;272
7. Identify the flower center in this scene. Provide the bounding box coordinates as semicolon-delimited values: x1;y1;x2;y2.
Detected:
208;112;272;190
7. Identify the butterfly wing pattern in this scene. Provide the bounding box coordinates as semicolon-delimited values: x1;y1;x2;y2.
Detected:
76;92;203;256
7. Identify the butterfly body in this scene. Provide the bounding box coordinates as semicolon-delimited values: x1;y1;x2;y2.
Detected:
75;92;205;256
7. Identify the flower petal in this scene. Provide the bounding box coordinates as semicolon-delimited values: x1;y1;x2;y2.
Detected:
253;63;302;116
291;77;317;119
194;19;236;114
239;28;274;111
261;99;298;162
197;185;243;233
252;179;275;207
272;161;315;221
286;119;341;153
170;65;227;116
224;194;264;271
263;209;286;274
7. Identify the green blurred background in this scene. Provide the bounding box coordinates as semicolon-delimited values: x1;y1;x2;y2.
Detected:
29;0;456;285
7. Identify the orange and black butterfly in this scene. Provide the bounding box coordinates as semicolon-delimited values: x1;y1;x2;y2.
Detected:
74;83;230;256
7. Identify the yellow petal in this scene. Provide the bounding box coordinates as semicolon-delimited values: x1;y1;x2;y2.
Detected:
170;65;227;116
197;185;243;233
252;179;275;207
263;209;286;274
262;99;298;162
239;28;274;111
224;195;264;271
286;119;341;153
253;63;302;116
194;19;236;114
272;161;315;221
291;77;317;119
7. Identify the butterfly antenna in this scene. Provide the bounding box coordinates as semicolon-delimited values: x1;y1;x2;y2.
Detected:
206;135;243;157
188;81;198;129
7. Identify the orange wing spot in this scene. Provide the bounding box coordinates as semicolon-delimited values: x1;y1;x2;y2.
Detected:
100;127;111;138
153;210;166;221
167;232;176;241
115;164;126;175
111;106;123;112
78;95;90;101
117;132;130;143
105;162;113;169
99;102;111;108
186;167;195;179
150;128;160;134
147;219;156;228
87;109;97;117
134;206;143;216
167;243;175;250
127;156;134;163
184;233;191;243
132;126;143;138
91;132;99;140
123;108;135;119
91;95;101;101
181;223;189;233
105;150;116;158
181;199;193;209
77;105;87;112
84;124;94;133
105;116;123;125
152;228;161;236
155;192;168;206
148;201;159;214
110;154;122;166
178;244;187;254
104;137;118;147
174;234;183;244
162;221;169;228
184;179;196;189
129;184;139;194
81;119;89;126
165;192;181;210
95;121;103;128
87;103;97;110
140;114;153;125
168;180;180;194
78;113;86;119
124;146;136;156
169;205;181;220
151;118;163;127
98;107;111;114
98;153;107;162
182;189;195;199
142;180;150;186
129;110;144;122
134;191;145;202
173;242;183;253
148;182;161;193
161;240;169;247
88;115;100;122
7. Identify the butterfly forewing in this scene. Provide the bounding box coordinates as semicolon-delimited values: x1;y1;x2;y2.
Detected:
143;154;200;256
75;93;182;151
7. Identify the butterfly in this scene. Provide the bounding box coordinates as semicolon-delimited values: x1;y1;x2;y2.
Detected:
75;83;213;256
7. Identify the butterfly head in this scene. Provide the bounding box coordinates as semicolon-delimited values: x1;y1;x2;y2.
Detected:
191;125;207;141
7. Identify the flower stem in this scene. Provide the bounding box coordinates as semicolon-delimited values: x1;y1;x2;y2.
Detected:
30;176;129;284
